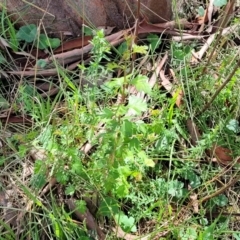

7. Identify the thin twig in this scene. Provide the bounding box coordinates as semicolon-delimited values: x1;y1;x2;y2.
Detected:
200;174;240;203
202;1;235;74
197;58;240;116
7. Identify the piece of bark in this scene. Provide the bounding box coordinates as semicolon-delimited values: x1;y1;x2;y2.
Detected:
1;0;172;37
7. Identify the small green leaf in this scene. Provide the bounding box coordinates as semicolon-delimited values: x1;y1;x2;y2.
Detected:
147;33;161;52
179;227;198;240
100;108;114;119
55;171;69;184
49;213;62;238
167;180;185;198
128;137;140;149
213;0;227;7
202;220;216;240
104;76;125;89
0;53;6;64
107;62;119;70
197;6;205;16
65;185;75;196
76;200;87;213
37;34;48;49
0;93;10;109
233;233;240;240
171;43;192;60
34;160;46;174
213;194;228;207
114;212;137;233
16;24;37;43
31;173;47;189
122;120;134;139
83;25;93;36
36;59;47;68
115;183;129;198
18;145;28;158
36;34;60;49
138;151;155;167
47;38;61;49
117;41;128;55
132;75;152;94
127;95;147;115
144;158;155;167
98;197;120;217
226;119;240;133
71;160;83;175
132;44;148;54
183;169;201;188
0;157;6;166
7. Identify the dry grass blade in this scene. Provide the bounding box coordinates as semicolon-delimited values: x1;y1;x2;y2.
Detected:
195;23;240;60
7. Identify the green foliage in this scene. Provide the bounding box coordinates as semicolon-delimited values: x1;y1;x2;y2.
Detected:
178;227;198;240
226;119;240;133
213;194;228;207
0;92;9;108
147;33;161;53
16;24;37;43
197;6;205;17
0;52;7;64
213;0;227;7
114;212;137;233
76;200;87;213
167;180;186;198
88;29;111;76
83;25;94;36
37;34;60;49
0;8;19;51
16;23;60;49
131;74;152;94
171;42;192;62
36;59;47;68
127;95;148;115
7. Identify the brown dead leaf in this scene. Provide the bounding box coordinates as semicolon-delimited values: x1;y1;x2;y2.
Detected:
175;90;184;108
186;120;238;166
190;193;199;213
210;144;233;164
29;148;47;161
159;70;183;107
197;15;207;25
160;70;172;92
0;115;32;124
